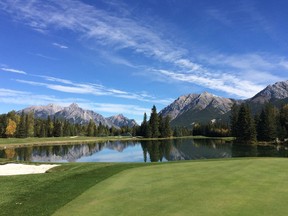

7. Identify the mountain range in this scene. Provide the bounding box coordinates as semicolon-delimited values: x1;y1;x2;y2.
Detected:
160;80;288;127
20;103;137;128
18;80;288;128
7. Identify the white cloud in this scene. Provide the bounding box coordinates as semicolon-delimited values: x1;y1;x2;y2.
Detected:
1;67;27;74
156;69;263;98
1;0;286;99
15;75;172;105
280;60;288;70
0;88;150;119
81;103;150;116
52;42;68;49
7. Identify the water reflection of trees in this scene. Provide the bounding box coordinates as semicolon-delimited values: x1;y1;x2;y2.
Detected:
232;143;288;158
141;140;172;162
0;141;140;162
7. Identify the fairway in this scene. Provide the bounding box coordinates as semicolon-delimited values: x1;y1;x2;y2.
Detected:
53;158;288;216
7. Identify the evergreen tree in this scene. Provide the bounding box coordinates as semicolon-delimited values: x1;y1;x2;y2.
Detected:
149;105;160;138
93;124;98;136
280;104;288;138
257;104;277;141
146;124;152;138
230;103;239;137
163;116;172;138
25;111;35;137
46;116;54;137
0;114;8;137
158;115;164;138
16;111;27;138
140;113;148;137
236;104;257;144
53;119;63;137
87;119;95;137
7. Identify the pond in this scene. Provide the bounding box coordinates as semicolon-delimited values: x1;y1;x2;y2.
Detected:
1;138;288;163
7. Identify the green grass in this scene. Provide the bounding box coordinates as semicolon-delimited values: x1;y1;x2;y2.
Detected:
53;158;288;216
2;158;285;216
0;162;150;216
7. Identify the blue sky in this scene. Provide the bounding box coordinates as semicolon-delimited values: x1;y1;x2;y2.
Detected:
1;0;288;123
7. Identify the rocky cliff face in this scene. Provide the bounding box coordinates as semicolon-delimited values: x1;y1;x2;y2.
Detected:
249;81;288;103
20;103;136;128
54;103;113;126
106;114;138;128
159;80;288;126
21;103;63;119
159;92;235;122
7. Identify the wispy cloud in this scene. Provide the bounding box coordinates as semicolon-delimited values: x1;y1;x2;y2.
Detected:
1;67;27;75
81;103;150;116
52;42;68;49
1;0;286;99
15;75;173;105
155;69;263;98
35;53;58;61
0;88;150;118
0;88;84;107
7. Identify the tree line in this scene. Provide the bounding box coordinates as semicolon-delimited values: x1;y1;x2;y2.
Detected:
0;111;137;138
230;103;288;144
139;105;172;138
1;103;287;142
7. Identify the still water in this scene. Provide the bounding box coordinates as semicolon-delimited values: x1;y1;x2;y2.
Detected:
1;138;288;163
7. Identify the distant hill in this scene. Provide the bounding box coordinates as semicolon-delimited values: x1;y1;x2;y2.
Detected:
20;103;136;128
159;80;288;127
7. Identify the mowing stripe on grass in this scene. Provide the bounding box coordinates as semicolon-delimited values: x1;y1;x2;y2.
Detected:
53;158;288;216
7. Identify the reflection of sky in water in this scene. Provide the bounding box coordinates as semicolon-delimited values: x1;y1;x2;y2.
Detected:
76;145;145;162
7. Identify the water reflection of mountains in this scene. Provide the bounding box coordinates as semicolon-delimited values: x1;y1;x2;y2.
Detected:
0;139;233;162
2;139;288;162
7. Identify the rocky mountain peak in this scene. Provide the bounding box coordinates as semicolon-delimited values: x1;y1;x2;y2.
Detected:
250;80;288;103
106;114;138;128
19;103;134;128
68;103;80;109
160;92;234;122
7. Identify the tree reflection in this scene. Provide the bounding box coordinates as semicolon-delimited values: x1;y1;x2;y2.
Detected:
140;140;172;162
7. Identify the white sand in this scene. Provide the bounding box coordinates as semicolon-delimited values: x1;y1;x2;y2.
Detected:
0;163;59;176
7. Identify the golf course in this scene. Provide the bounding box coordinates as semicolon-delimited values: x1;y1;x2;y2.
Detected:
1;158;288;216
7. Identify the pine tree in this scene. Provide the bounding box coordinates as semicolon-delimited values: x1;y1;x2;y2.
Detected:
158;115;164;138
87;119;94;136
230;103;239;137
140;113;148;137
163;116;172;138
236;104;257;144
149;105;160;138
16;111;27;138
53;119;63;137
257;104;277;141
280;104;288;138
46;116;54;137
25;111;34;137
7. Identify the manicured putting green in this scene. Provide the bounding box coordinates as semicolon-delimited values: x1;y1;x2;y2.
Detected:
53;158;288;216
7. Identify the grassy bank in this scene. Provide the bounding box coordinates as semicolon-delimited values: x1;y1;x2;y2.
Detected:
0;136;234;149
0;162;151;216
1;158;288;216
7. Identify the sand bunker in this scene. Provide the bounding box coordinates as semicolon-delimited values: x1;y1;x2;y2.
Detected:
0;163;59;176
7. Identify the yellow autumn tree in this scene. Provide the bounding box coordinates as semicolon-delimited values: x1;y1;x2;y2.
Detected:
5;119;17;137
